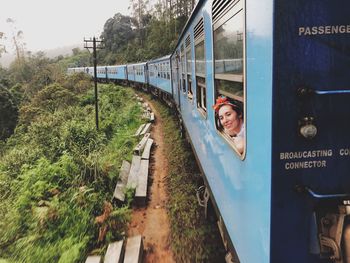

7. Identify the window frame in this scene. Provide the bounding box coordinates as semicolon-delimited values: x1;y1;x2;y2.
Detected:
194;17;207;117
185;34;194;100
212;0;246;159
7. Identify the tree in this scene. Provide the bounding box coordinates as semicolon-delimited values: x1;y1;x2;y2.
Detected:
6;18;25;63
31;83;78;113
0;31;6;58
101;13;133;53
0;85;18;140
129;0;151;47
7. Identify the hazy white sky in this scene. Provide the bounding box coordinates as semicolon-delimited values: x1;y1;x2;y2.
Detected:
1;0;131;53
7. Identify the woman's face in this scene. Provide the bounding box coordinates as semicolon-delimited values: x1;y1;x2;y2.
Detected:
218;105;241;136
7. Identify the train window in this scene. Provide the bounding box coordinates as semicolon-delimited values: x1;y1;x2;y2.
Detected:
212;0;245;157
185;34;193;100
167;62;170;79
194;18;206;115
180;44;186;93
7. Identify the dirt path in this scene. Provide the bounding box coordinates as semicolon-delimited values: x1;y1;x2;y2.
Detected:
127;99;175;263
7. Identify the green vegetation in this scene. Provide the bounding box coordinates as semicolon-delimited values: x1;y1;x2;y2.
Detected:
0;77;143;262
98;0;196;64
147;96;226;263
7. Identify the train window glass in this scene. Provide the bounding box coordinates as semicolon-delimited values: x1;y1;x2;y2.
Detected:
195;41;205;76
186;34;192;75
213;0;245;157
194;18;206;115
172;56;176;89
180;45;186;93
186;34;193;100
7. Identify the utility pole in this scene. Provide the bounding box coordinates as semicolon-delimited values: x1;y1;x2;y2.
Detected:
84;37;104;130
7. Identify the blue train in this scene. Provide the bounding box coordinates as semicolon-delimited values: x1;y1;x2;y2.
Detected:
68;0;350;262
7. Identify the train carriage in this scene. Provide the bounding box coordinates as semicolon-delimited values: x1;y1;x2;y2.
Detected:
106;65;127;81
96;66;108;81
171;0;350;262
148;55;172;95
127;62;148;85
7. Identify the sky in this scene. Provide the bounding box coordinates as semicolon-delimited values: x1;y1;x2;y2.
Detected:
0;0;131;53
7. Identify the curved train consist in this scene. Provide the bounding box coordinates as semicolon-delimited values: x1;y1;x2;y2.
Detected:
68;0;350;262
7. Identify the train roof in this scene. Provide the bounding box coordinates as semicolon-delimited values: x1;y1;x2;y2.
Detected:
148;54;171;64
127;62;147;67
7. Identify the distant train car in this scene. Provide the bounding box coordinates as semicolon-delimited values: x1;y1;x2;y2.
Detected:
106;65;128;82
127;62;148;85
68;0;350;262
96;66;107;81
148;55;172;95
67;67;87;74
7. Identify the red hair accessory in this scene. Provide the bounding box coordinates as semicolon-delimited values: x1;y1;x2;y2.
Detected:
212;96;236;113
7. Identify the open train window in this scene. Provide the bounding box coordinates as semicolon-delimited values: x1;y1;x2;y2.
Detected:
194;18;207;116
185;34;193;100
180;44;186;93
212;0;245;157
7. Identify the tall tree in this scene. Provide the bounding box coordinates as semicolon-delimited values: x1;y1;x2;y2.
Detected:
101;13;133;53
6;18;25;63
0;31;6;57
129;0;151;47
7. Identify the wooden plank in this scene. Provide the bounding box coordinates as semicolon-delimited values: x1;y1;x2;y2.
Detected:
85;256;101;263
140;123;151;136
134;124;146;137
104;240;124;263
135;160;149;206
126;155;141;188
150;113;155;122
124;235;143;263
141;139;153;160
113;161;131;202
133;133;150;155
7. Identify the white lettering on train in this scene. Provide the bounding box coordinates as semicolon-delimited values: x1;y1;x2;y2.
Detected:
298;25;350;36
340;148;350;156
280;149;332;160
285;160;327;170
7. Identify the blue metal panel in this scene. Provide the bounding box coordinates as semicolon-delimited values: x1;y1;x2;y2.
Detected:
272;0;350;262
127;66;135;82
107;65;127;80
96;66;106;79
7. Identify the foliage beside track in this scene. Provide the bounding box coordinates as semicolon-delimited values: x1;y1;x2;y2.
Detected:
0;80;143;263
148;96;225;263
